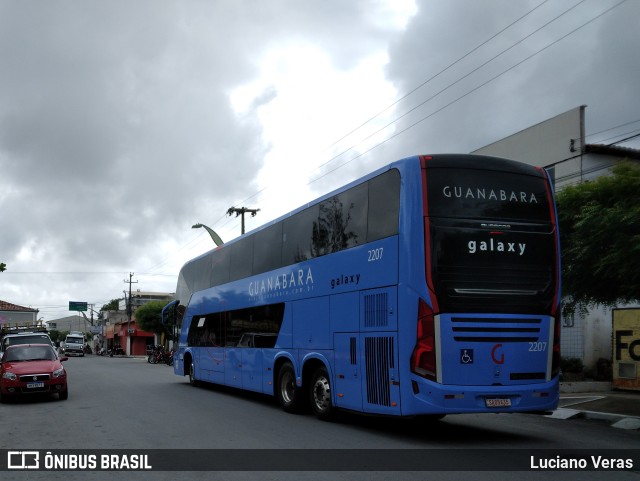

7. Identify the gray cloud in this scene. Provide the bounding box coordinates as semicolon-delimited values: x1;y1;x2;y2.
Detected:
383;0;640;156
1;0;638;319
0;0;404;318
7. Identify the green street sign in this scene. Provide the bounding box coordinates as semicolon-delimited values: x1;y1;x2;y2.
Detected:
69;301;88;312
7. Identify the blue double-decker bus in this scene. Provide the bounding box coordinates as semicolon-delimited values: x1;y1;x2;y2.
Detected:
170;154;561;420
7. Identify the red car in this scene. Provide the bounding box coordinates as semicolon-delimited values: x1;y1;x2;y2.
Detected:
0;344;69;402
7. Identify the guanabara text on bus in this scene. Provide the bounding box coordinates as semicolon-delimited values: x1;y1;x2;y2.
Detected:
164;154;560;420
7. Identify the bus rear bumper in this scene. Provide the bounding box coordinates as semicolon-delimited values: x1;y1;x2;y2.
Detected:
407;377;560;415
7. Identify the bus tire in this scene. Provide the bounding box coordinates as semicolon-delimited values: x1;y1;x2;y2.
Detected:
276;363;303;413
309;366;335;421
188;360;199;387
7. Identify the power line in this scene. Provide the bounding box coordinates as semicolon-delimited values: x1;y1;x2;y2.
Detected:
222;4;574;224
140;232;210;274
324;0;552;152
311;0;589;177
183;1;560;231
591;128;640;145
586;118;640;138
307;0;629;186
141;0;629;276
2;271;133;275
608;132;640;146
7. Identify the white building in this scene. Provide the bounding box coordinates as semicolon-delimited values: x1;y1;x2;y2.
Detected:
119;290;174;311
0;299;40;330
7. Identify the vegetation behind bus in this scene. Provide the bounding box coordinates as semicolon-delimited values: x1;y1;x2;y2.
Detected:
556;161;640;316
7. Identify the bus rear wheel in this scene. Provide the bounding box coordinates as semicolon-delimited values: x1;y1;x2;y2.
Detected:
309;366;335;420
188;360;199;387
276;363;302;413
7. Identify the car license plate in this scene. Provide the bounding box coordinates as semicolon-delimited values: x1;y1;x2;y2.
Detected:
485;398;511;408
27;382;44;389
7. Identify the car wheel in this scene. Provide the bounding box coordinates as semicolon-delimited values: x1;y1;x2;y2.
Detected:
59;389;69;401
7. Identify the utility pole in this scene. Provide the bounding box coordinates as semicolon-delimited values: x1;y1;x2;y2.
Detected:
227;206;260;235
124;272;138;355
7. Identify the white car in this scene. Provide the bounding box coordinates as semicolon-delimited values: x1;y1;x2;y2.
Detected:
0;332;56;359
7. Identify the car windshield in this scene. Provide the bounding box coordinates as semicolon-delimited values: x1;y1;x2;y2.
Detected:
5;345;56;362
5;335;51;347
67;337;83;343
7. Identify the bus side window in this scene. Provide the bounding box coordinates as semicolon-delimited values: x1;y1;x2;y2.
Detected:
367;169;400;241
255;334;277;348
187;316;202;347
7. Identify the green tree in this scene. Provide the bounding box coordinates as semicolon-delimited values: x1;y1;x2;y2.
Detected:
134;300;171;337
0;262;6;272
556;161;640;315
48;329;68;345
100;298;121;312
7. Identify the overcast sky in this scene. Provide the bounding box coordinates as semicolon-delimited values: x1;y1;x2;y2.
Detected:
1;0;639;322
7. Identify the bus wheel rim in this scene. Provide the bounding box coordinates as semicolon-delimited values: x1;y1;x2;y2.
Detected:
281;370;295;403
313;376;331;411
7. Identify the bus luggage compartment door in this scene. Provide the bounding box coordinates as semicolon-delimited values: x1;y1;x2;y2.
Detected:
334;333;362;412
438;313;552;386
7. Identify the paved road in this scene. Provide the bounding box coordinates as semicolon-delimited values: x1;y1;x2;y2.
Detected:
1;355;639;480
560;391;640;417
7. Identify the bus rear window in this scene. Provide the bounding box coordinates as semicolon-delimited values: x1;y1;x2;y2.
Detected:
426;168;551;222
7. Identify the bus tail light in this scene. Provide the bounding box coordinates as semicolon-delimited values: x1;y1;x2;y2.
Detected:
551;315;561;378
411;299;437;382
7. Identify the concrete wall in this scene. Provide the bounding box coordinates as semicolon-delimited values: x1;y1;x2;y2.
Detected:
473;106;585;167
562;306;611;369
0;310;39;328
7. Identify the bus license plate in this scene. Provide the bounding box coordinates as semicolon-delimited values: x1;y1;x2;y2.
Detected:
485;398;511;408
27;382;44;389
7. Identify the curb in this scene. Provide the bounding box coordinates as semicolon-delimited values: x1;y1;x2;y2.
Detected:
560;381;611;393
548;408;640;430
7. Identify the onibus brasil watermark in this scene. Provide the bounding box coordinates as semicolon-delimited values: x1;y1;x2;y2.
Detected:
7;451;151;471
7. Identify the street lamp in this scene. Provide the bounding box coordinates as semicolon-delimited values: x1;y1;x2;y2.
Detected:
192;223;224;247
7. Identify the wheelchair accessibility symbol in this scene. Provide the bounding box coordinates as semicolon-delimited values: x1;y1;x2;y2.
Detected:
460;349;474;364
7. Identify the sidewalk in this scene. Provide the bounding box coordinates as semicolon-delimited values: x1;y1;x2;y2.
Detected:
552;382;640;430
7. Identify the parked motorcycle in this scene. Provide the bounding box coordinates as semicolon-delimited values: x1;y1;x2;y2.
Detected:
164;349;175;366
105;346;125;357
147;345;174;365
147;345;163;364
